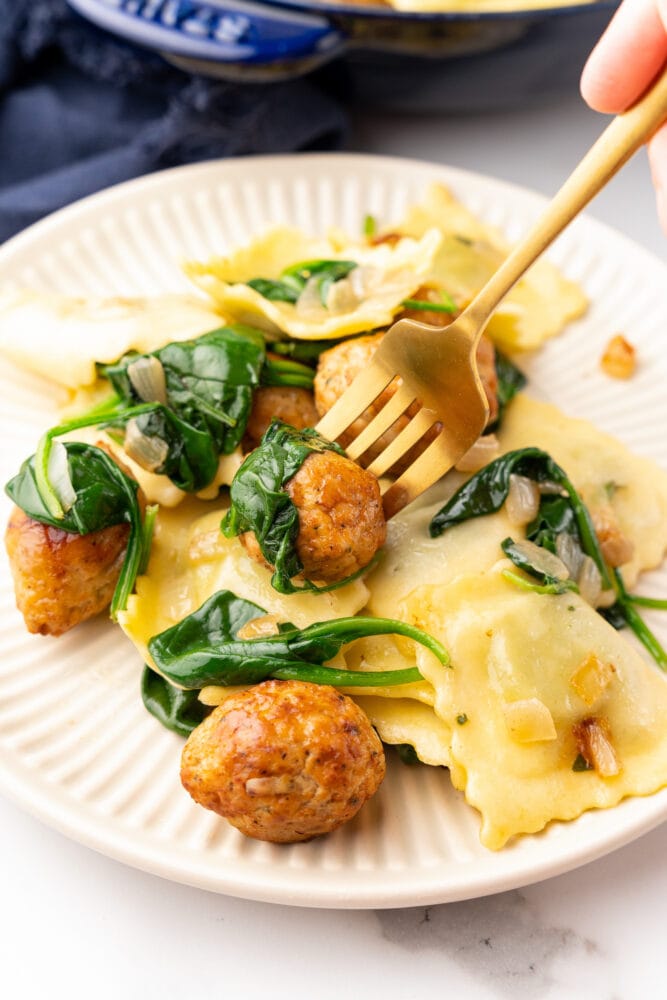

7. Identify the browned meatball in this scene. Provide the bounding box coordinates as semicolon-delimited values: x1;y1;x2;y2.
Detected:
180;679;386;842
314;325;499;452
244;386;319;451
314;333;384;422
241;447;386;583
4;506;130;636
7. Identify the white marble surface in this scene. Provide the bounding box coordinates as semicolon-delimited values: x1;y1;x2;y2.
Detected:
1;95;666;999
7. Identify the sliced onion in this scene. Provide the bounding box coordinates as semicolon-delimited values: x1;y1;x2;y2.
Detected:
505;473;540;525
573;716;620;777
509;538;570;581
295;275;325;314
123;418;169;472
538;479;568;496
455;433;500;473
127;355;167;404
349;265;372;298
47;440;77;513
556;532;583;580
570;653;615;707
577;555;602;606
325;277;359;313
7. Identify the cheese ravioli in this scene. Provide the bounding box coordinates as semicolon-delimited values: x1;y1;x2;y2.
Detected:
183;226;442;340
394;183;588;351
361;395;667;847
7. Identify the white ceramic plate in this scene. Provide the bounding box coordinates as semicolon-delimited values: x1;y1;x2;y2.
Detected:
1;153;666;908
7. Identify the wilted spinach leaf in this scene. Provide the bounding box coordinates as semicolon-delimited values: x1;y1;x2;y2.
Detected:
148;588;448;689
141;666;210;737
489;350;527;429
102;325;267;461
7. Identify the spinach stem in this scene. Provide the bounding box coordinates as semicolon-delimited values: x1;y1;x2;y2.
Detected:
139;505;159;575
623;594;667;610
271;665;423;687
501;569;579;596
612;569;667;671
109;464;147;619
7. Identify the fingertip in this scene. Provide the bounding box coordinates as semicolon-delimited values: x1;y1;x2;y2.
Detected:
580;57;626;113
580;0;667;113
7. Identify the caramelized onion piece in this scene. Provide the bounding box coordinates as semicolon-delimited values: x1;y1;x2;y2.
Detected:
570;653;616;708
573;716;621;777
600;334;636;380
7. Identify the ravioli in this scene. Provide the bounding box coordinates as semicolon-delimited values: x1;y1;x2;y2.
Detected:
118;499;372;670
500;395;667;586
0;289;224;390
183;226;442;340
361;394;667;847
400;568;667;850
393;183;588;351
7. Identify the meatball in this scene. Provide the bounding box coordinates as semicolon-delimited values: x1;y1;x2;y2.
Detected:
244;386;319;450
314;326;499;457
241;447;386;583
180;679;386;842
4;506;130;636
314;333;385;423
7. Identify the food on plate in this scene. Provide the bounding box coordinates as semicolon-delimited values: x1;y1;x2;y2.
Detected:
0;289;223;390
2;180;667;850
5;505;131;636
184;225;443;340
244;383;319;449
180;679;386;842
224;422;386;591
5;441;146;627
600;334;637;380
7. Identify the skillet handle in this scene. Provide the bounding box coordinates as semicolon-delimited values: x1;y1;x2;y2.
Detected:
66;0;346;65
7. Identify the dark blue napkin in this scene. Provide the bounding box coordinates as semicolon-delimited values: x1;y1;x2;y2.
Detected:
0;1;347;241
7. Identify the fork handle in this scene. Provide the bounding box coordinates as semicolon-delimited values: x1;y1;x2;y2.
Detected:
463;65;667;334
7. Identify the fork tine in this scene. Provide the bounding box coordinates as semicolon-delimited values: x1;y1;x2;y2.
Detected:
345;384;416;461
381;427;468;520
366;407;439;478
315;363;396;442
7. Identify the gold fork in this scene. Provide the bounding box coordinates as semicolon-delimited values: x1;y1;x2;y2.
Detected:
316;67;667;520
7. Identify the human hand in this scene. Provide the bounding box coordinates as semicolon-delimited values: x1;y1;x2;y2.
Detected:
581;0;667;233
